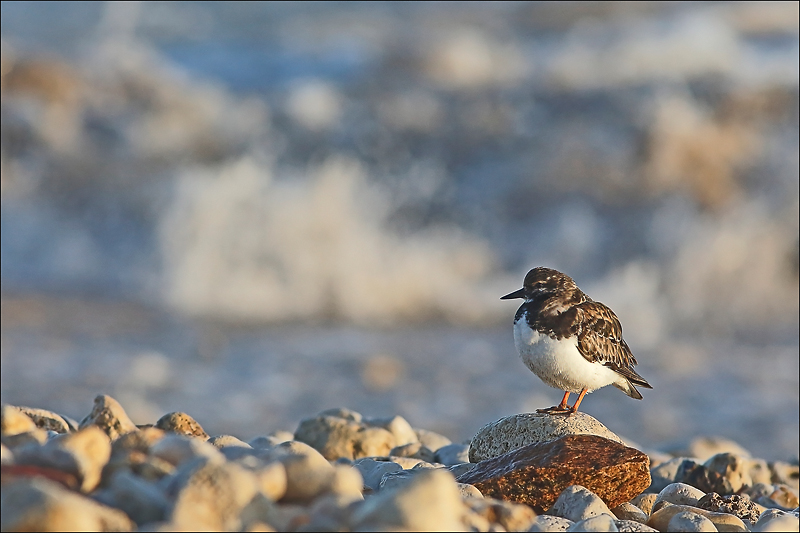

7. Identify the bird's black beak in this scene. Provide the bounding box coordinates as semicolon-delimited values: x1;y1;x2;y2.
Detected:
500;288;526;300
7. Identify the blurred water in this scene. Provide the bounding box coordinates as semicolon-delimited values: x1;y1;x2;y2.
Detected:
1;2;798;460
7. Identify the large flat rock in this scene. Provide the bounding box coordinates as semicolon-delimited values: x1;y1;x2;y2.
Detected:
458;434;650;513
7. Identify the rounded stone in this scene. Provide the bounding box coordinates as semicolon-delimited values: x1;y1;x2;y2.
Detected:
667;510;717;532
753;509;800;532
612;502;649;523
436;443;470;466
686;436;752;462
274;443;336;503
365;415;418;447
458;483;482;498
350;468;465;531
1;478;134;531
155;412;209;439
1;405;40;436
150;433;224;466
530;515;575;532
169;460;260;530
352;458;403;491
208;435;252;449
549;485;613;523
16;407;73;434
253;461;288;501
325;464;364;499
567;514;619;532
79;395;137;441
294;414;396;461
704;452;752;494
469;412;624;462
414;428;452;452
647;504;749;532
655;482;707;507
649;457;695;493
630;493;659;516
464;497;538;531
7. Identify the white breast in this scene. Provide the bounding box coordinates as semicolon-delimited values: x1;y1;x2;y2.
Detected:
513;316;621;394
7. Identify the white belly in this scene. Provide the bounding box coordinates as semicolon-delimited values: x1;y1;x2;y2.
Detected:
513;319;620;394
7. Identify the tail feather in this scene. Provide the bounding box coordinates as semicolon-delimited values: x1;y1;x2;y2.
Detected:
613;379;644;400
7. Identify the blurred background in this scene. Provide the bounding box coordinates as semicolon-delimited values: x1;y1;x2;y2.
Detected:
1;2;797;460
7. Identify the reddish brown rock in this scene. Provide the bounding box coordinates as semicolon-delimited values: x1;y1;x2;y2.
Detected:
456;434;650;513
155;412;209;439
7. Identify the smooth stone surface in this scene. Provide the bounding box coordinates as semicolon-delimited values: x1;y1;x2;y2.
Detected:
208;434;252;448
614;520;659;532
630;493;659;516
769;461;799;489
448;462;477;478
649;457;695;493
612;502;649;523
326;464;364;500
379;468;426;491
1;478;134;532
319;407;363;422
389;441;435;462
458;483;482;498
684;436;752;462
463;496;537;531
13;425;111;493
414;427;452;452
95;470;170;525
150;433;223;466
253;461;288;501
78;394;137;441
352;458;403;491
435;443;470;466
271;441;336;503
365;415;418;447
1;429;48;449
655;482;707;507
469;412;624;463
304;493;360;531
351;468;467;531
698;492;762;524
567;514;619;532
111;427;166;458
168;459;259;530
752;509;800;532
458;434;650;513
765;485;800;509
748;458;774;486
648;504;749;532
667;510;718;532
155;412;209;439
294;414;396;461
530;515;575;532
549;485;613;522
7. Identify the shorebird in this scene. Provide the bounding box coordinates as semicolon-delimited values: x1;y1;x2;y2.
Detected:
502;267;652;414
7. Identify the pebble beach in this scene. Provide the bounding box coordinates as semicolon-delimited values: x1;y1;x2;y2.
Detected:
2;395;798;531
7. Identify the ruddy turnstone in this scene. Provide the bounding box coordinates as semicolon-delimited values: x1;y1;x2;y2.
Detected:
502;267;652;414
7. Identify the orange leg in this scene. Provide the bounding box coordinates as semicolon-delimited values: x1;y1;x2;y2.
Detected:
536;391;572;414
569;388;589;413
557;390;570;409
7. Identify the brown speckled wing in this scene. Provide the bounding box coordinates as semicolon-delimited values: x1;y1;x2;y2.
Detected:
566;301;652;388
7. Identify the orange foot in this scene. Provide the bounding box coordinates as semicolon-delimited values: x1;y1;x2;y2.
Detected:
535;388;588;416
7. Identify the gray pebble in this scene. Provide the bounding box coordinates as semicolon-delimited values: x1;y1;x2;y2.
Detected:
667;510;717;532
549;485;613;523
